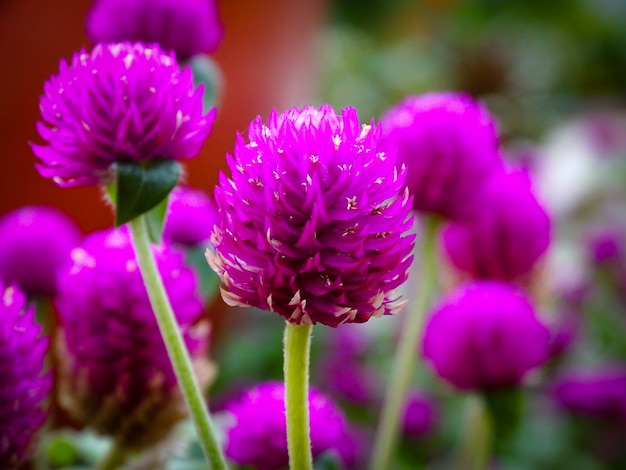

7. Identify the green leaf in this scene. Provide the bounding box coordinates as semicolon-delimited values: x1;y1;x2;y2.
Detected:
145;193;171;244
188;54;222;111
46;435;80;467
114;160;181;227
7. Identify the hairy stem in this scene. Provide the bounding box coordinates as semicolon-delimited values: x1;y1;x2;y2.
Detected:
128;215;227;470
283;321;314;470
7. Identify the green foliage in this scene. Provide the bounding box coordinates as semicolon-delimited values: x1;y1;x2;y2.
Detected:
111;160;181;230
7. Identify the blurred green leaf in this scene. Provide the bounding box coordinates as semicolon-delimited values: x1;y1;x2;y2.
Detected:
113;160;181;228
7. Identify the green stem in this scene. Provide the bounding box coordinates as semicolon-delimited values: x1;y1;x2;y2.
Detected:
97;443;127;470
369;216;440;470
128;215;227;470
455;395;492;470
283;321;314;470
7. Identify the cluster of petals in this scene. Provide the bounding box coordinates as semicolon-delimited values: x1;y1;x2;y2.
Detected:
0;282;51;468
441;168;551;282
422;281;551;391
55;227;208;448
33;42;216;187
163;186;218;247
86;0;224;61
0;206;81;297
209;104;415;327
380;92;501;220
223;381;357;470
402;391;438;439
551;366;626;422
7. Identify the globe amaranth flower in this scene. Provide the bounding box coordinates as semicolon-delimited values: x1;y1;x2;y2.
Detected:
33;42;216;187
0;206;81;297
86;0;224;61
552;366;626;422
422;281;551;391
0;282;51;468
381;92;501;220
208;105;415;327
223;381;358;470
402;391;437;440
163;186;218;246
55;227;211;450
441;168;551;282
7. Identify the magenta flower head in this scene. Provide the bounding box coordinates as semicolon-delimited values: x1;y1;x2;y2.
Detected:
223;381;357;470
33;42;216;187
163;186;218;247
381;92;501;220
0;282;51;468
86;0;224;61
422;281;551;391
208;105;415;327
552;366;626;422
55;227;209;449
0;206;81;297
402;391;437;440
441;168;551;282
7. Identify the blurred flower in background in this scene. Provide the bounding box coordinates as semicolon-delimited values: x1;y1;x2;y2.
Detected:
422;281;551;391
380;92;501;221
440;167;551;284
86;0;224;61
0;206;81;298
163;186;218;248
55;227;211;450
223;381;358;470
0;282;51;468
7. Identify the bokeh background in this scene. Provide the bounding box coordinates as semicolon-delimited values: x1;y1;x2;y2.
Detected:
3;0;625;232
2;1;626;467
4;0;626;336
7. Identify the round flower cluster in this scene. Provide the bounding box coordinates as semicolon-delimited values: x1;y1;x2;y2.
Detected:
33;42;216;187
0;206;81;297
0;282;51;468
86;0;224;61
55;227;209;449
441;169;551;282
422;281;551;390
209;105;415;327
552;366;626;422
381;92;501;220
223;381;357;470
163;186;218;247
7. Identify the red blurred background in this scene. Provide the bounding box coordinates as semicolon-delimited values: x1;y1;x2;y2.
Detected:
0;0;328;232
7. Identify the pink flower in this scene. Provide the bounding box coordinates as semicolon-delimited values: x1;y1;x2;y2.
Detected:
55;227;209;449
0;206;81;297
0;282;51;467
422;281;551;390
86;0;224;61
33;42;216;187
224;381;358;470
441;168;551;281
381;92;501;220
209;105;415;326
